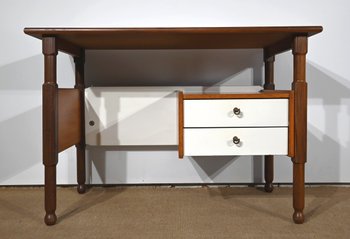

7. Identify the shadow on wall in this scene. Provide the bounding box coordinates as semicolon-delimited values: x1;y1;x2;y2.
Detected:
85;51;350;184
86;146;127;184
85;49;262;87
85;49;266;184
306;61;350;182
189;156;239;182
2;49;348;184
275;53;350;183
0;55;43;90
0;107;42;182
0;55;44;184
0;53;75;185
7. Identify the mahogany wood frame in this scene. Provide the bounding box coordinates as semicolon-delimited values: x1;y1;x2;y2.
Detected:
24;27;321;225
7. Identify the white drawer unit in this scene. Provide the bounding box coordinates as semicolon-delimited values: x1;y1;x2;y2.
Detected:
184;99;289;127
84;86;262;146
179;92;293;158
184;128;288;156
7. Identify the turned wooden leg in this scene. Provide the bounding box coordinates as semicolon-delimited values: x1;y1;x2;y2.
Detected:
45;166;57;225
74;51;86;194
292;36;308;224
293;162;305;223
264;155;274;192
263;55;275;193
76;143;86;194
43;37;58;225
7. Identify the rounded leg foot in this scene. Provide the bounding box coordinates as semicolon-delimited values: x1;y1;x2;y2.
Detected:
77;184;86;194
293;211;304;224
264;183;274;193
45;213;57;226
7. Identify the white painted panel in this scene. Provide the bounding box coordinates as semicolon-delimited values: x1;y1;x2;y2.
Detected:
184;99;289;127
85;86;262;146
184;128;288;156
85;87;178;145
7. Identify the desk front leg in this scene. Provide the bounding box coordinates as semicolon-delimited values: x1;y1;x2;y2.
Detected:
42;37;58;226
292;36;308;224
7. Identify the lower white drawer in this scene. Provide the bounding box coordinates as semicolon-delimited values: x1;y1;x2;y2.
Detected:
184;128;288;156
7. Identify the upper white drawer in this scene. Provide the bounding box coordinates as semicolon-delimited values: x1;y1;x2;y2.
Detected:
184;99;289;127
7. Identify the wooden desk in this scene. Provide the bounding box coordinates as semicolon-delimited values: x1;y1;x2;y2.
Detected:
24;26;322;225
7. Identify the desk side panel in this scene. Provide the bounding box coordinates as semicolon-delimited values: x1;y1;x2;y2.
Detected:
58;89;81;152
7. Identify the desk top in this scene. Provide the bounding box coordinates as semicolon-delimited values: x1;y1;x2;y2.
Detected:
24;26;322;50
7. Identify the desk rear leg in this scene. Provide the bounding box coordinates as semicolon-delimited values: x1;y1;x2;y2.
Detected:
264;155;274;192
76;143;86;193
263;55;275;193
74;53;86;194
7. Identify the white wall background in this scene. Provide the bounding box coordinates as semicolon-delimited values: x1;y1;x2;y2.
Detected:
0;0;349;185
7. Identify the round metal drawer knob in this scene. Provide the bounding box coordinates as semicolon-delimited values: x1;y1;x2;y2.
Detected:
232;136;240;145
233;107;241;115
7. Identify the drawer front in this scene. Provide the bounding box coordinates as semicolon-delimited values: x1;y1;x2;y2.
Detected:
184;128;288;156
184;99;288;127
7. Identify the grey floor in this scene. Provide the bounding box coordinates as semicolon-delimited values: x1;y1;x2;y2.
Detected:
0;186;349;239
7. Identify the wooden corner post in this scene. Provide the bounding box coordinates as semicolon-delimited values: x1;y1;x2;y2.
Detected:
292;35;308;224
263;54;275;193
42;37;58;226
178;91;184;159
74;51;86;194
